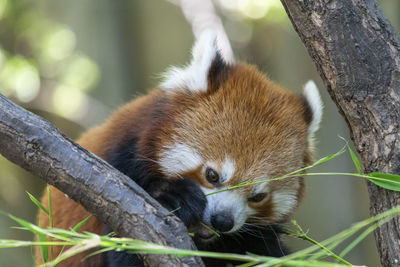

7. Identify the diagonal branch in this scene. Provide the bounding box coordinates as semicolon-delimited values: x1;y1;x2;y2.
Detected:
281;1;400;266
0;94;204;267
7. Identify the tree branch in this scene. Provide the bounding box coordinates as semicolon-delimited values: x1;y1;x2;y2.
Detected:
281;0;400;266
0;94;204;267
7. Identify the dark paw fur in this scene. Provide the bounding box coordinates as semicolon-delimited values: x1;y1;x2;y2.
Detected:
148;178;207;229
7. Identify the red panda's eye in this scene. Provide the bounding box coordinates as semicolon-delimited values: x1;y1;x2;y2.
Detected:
205;167;220;184
248;193;267;203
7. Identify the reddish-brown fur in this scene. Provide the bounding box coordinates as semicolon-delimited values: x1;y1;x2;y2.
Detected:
36;91;168;265
36;62;313;265
162;63;311;222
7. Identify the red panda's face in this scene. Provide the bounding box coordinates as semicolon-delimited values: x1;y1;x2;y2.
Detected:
156;30;322;238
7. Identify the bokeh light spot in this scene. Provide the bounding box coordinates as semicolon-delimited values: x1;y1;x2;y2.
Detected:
217;0;284;21
63;55;99;92
43;27;76;61
0;56;40;102
52;85;88;120
239;0;269;19
15;66;40;102
0;0;8;19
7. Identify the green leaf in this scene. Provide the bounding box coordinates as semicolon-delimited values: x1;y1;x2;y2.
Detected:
72;215;92;232
44;228;85;239
10;226;29;231
200;222;220;237
309;145;346;168
0;240;32;248
47;186;54;261
38;222;49;263
8;214;42;234
105;232;116;237
367;172;400;192
347;146;362;174
26;191;48;215
169;207;181;213
83;246;115;261
47;186;53;229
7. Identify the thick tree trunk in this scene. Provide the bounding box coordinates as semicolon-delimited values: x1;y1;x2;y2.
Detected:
0;94;203;267
281;1;400;266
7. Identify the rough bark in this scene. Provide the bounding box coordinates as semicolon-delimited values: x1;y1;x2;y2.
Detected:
281;0;400;266
0;94;203;267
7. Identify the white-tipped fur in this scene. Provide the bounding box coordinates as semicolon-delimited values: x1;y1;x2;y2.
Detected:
253;179;270;195
303;80;323;134
159;143;203;176
272;190;298;221
221;157;236;184
161;29;219;93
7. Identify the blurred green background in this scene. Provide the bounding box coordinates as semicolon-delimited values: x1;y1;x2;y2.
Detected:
0;0;399;266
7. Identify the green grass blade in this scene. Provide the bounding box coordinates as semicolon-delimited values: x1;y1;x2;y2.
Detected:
289;172;400;192
42;237;102;267
284;205;400;263
82;246;116;261
309;145;346;168
169;207;181;213
11;226;29;231
37;222;48;263
27;192;48;216
206;145;347;196
286;221;351;265
47;186;54;262
339;225;375;258
0;240;76;248
72;215;92;232
347;146;362;173
7;214;72;241
8;214;43;234
339;213;395;257
47;186;53;229
200;222;220;237
0;240;33;248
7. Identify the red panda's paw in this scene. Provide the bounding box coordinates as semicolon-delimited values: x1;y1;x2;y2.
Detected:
148;178;207;230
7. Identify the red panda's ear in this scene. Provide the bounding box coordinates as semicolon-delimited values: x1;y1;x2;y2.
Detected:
161;29;233;94
302;80;323;143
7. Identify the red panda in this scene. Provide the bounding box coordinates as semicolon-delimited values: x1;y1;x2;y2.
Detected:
36;29;323;266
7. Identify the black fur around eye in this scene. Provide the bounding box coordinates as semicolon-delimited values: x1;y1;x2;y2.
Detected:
205;167;220;184
248;193;267;203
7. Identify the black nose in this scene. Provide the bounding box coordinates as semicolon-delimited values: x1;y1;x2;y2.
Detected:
211;213;234;232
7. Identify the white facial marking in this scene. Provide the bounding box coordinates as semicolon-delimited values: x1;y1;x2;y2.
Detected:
303;80;323;135
253;180;269;195
201;187;256;233
161;29;218;93
159;143;203;175
205;161;219;173
272;190;298;220
221;157;235;184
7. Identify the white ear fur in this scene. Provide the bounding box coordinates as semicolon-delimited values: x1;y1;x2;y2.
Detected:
161;29;219;93
303;80;323;135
